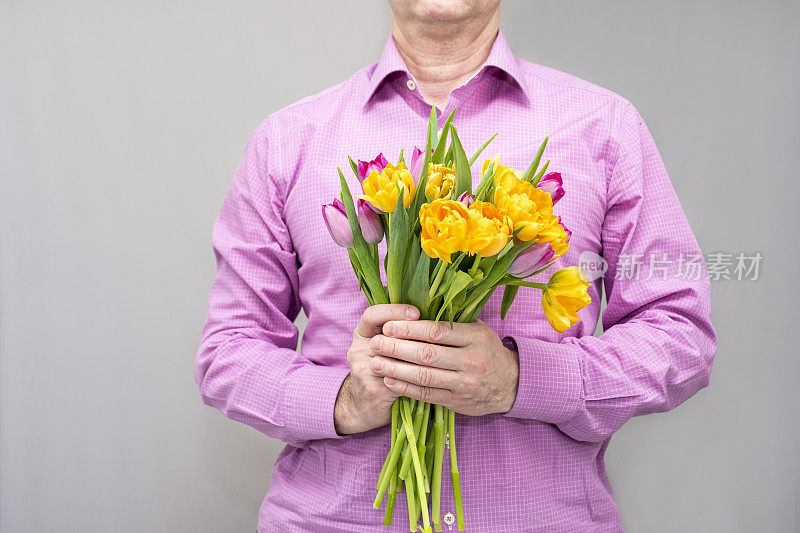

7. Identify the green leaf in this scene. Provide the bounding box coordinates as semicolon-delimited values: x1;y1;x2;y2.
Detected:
386;187;409;303
406;249;431;318
431;109;456;164
474;161;496;203
402;233;421;298
449;126;472;198
462;240;536;310
409;111;438;231
522;136;549;182
348;156;360;179
398;147;404;163
467;132;498;167
427;106;439;156
434;271;474;322
459;287;498;323
500;285;520;319
531;160;550;186
431;254;465;301
338;168;366;244
347;247;369;302
338;168;389;304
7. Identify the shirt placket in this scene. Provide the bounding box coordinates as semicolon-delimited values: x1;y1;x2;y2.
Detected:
397;69;491;129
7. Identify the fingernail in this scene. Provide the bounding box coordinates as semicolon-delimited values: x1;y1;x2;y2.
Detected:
371;336;383;350
406;307;419;319
371;357;384;371
384;377;397;385
385;323;395;336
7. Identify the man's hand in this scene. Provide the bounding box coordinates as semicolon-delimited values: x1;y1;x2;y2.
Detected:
369;319;519;416
334;304;420;435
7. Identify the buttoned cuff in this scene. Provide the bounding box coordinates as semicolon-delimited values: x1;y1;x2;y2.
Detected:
503;335;582;423
285;363;351;442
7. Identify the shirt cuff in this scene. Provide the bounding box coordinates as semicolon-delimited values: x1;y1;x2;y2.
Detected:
284;363;351;442
503;335;582;424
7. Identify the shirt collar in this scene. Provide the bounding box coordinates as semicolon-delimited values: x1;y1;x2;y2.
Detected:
364;28;529;106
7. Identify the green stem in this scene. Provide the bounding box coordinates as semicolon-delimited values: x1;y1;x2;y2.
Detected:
384;491;397;526
432;405;445;531
501;277;548;289
374;423;408;508
405;468;417;532
427;260;447;302
377;398;400;490
457;286;492;323
401;399;432;533
425;418;435;487
447;409;465;531
417;402;432;494
399;399;426;479
371;243;380;273
467;254;482;277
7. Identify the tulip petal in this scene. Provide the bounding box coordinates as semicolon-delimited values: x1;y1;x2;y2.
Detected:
322;201;354;247
537;172;565;205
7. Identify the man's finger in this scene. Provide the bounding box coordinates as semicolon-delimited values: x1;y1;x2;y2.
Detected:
355;304;419;338
370;355;462;391
382;377;455;406
370;335;462;370
381;319;473;347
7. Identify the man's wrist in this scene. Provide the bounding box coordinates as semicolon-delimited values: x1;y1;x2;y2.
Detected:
499;336;520;413
334;374;358;435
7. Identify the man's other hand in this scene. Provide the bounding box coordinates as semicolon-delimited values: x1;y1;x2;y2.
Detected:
369;319;520;416
334;304;420;435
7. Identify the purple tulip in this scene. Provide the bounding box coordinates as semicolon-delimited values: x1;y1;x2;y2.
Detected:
357;153;389;181
458;192;475;207
357;199;384;244
561;217;573;242
536;172;565;205
508;242;555;277
508;218;572;277
408;147;424;181
322;199;353;247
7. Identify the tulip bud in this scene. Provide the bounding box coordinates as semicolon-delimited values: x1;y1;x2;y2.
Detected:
322;199;353;247
357;199;384;244
457;192;475;207
357;153;389;182
536;172;565;205
408;147;424;182
508;216;572;277
507;242;555;278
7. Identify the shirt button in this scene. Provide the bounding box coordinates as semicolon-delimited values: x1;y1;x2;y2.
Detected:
444;513;455;526
406;79;416;91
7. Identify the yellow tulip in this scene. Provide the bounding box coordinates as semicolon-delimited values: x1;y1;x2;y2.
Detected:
359;162;416;213
419;199;469;263
535;215;571;258
481;155;524;183
541;267;592;333
493;168;555;242
424;163;456;201
464;201;513;258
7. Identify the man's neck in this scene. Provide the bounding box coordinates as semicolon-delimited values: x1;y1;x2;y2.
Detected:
391;11;499;110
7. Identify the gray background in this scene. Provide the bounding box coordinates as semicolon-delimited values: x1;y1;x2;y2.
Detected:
1;1;798;531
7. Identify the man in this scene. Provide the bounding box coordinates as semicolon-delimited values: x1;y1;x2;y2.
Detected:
195;1;717;531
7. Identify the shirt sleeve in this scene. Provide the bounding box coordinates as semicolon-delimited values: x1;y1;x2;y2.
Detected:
503;103;718;443
194;119;350;448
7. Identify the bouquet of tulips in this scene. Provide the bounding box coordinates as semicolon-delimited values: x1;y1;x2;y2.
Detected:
322;107;591;532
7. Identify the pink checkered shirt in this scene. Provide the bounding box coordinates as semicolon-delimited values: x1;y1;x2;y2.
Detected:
195;30;716;532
